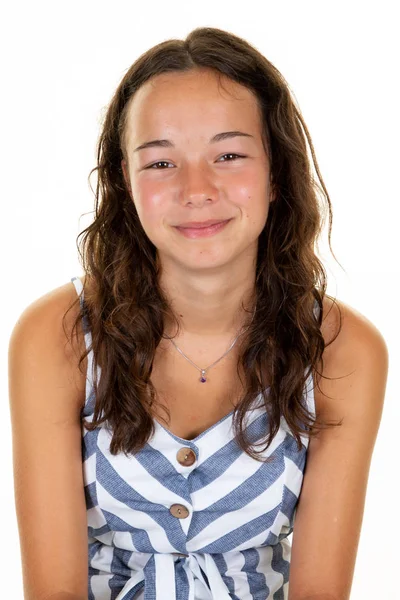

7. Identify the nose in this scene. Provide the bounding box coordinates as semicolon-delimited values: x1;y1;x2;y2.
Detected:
180;162;218;207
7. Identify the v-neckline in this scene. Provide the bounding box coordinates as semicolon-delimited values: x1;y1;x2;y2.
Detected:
153;387;270;444
153;408;236;444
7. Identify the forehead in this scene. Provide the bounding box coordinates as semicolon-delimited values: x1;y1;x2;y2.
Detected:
124;69;262;146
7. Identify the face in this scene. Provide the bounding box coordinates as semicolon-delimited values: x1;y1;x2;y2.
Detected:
121;68;274;273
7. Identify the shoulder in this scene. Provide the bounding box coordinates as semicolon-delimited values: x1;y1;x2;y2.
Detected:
8;282;90;596
288;296;389;597
8;277;88;411
8;277;86;348
320;294;388;356
316;294;389;422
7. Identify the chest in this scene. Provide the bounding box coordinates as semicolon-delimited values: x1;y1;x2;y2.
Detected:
149;337;247;441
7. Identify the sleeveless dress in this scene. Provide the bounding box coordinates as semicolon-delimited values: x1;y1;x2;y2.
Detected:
71;276;318;600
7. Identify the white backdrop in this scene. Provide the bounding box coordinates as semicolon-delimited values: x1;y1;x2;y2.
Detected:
2;1;398;598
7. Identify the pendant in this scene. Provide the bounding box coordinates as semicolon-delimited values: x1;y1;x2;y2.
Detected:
200;369;207;383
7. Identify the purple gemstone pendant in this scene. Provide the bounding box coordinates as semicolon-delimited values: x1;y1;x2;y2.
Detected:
200;370;207;383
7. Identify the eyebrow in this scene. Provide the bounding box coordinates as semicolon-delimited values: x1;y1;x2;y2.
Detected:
133;130;254;153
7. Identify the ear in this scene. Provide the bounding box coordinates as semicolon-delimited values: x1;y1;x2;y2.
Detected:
269;187;275;203
269;180;276;203
121;159;133;198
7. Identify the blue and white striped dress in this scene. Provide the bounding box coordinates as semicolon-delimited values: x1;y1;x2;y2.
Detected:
71;276;317;600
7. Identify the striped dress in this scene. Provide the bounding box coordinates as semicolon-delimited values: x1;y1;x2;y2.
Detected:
71;276;317;600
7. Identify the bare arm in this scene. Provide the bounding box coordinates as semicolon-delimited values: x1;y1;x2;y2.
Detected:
288;299;388;600
41;594;87;600
8;283;89;600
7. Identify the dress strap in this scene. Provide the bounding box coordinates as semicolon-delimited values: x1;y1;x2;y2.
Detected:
313;296;321;320
70;276;96;409
303;296;321;426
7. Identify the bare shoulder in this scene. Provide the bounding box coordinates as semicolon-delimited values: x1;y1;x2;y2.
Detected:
8;276;88;413
320;294;388;354
288;295;389;599
8;277;90;598
316;294;389;421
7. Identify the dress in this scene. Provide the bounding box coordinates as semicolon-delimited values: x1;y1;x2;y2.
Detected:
71;276;318;600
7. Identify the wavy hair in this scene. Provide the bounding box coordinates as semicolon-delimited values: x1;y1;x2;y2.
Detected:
64;26;343;461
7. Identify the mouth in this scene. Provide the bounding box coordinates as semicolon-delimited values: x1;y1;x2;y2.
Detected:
175;219;230;229
174;219;232;239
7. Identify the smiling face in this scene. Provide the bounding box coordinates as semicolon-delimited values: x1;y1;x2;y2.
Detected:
121;67;274;274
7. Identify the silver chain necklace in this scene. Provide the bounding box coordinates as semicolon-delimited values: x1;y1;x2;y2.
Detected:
164;303;257;383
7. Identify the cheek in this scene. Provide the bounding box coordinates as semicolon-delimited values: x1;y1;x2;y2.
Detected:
233;177;269;213
235;182;270;232
131;181;168;224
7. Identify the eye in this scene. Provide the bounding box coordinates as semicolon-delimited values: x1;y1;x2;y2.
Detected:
145;153;246;169
146;161;174;169
217;153;246;162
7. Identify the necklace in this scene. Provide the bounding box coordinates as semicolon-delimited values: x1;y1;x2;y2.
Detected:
164;303;257;383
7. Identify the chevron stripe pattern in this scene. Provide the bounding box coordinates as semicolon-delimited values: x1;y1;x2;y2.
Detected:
71;276;317;600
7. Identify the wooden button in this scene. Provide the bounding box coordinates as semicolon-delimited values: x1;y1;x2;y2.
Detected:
169;503;189;519
176;447;197;466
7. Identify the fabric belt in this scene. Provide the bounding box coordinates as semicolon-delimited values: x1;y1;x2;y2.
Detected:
114;552;232;600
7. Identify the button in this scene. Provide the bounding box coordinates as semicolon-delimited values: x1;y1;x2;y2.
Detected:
169;503;189;519
176;447;197;466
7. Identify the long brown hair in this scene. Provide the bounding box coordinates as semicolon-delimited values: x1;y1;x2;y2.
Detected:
64;26;343;461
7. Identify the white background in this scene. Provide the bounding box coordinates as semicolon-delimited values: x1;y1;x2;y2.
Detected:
2;1;399;598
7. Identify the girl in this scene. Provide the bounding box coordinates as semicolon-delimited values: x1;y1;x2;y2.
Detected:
9;26;388;600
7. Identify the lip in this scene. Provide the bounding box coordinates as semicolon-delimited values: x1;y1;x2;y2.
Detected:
174;219;232;239
175;219;229;229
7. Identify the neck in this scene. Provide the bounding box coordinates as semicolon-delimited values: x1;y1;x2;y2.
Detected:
158;265;257;339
